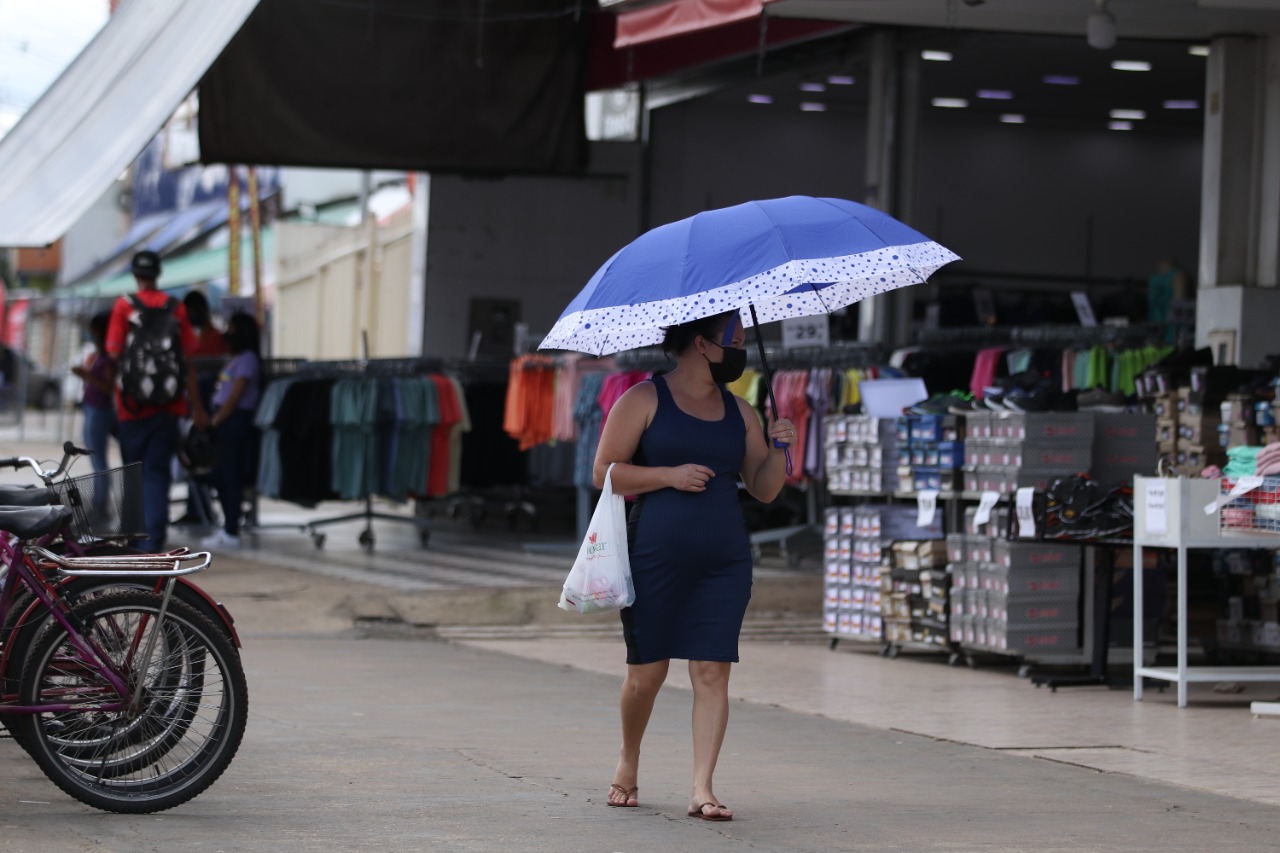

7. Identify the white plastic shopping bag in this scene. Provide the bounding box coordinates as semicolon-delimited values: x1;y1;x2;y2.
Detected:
558;463;635;613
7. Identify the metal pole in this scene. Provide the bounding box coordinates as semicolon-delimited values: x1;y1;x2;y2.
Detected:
248;167;264;326
228;169;242;296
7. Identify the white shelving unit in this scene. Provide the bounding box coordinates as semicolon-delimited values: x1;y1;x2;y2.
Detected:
1132;476;1280;708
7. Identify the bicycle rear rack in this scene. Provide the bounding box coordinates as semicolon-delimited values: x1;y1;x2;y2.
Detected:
24;546;212;577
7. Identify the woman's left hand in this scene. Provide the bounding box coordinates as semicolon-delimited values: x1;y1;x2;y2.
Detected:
769;418;797;448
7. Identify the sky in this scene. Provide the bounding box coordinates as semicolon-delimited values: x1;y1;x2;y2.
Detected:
0;0;108;137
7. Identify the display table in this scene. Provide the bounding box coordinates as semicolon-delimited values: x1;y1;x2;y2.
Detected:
1132;476;1280;708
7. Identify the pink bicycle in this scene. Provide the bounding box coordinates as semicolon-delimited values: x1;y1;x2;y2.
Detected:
0;443;247;812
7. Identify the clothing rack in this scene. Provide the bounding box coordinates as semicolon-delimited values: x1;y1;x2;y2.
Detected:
248;357;445;552
916;323;1165;348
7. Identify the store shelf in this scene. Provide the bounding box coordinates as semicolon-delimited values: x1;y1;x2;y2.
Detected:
1137;666;1280;684
1132;477;1280;708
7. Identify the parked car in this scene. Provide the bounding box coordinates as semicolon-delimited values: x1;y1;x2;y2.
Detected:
0;346;63;411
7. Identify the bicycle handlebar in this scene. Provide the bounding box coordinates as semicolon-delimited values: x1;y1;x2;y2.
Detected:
1;442;90;484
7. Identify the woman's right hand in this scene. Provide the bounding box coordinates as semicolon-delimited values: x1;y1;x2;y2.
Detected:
668;464;715;492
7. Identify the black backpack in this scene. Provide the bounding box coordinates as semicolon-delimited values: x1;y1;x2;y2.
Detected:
119;294;185;412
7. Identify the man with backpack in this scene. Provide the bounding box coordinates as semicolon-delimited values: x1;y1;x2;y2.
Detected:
105;250;209;551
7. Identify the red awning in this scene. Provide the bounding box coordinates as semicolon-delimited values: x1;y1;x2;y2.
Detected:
615;0;777;48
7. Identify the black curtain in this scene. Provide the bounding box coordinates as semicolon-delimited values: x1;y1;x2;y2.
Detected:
199;0;588;174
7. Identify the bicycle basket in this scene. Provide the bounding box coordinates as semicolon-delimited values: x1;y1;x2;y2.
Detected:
51;462;145;541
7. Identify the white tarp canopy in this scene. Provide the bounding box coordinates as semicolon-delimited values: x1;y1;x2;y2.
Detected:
0;0;261;248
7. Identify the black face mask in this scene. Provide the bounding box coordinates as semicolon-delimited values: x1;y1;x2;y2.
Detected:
703;341;747;385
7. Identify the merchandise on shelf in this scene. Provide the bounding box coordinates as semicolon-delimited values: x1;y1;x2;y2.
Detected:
1220;476;1280;536
823;503;943;642
824;415;901;494
962;411;1095;495
950;533;1083;656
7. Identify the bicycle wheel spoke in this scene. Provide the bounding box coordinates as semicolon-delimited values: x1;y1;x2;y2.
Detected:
19;591;247;813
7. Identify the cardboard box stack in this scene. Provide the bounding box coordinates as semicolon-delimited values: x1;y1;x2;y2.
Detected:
950;509;1083;656
823;504;943;642
824;415;901;494
963;411;1095;495
900;414;965;495
1091;412;1160;487
883;539;950;647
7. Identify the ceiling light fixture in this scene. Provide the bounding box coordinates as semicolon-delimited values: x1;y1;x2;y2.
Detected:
1189;45;1210;57
932;98;969;109
1000;114;1026;124
1110;108;1146;120
800;82;826;93
1043;74;1081;86
922;50;953;62
977;89;1014;100
747;94;773;104
1108;120;1132;131
1164;99;1200;110
827;75;856;86
800;102;827;112
1087;0;1117;50
1112;60;1151;71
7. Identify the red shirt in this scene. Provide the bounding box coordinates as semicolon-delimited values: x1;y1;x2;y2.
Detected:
105;289;199;421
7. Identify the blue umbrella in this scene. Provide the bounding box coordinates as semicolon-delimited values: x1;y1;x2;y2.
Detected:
540;196;960;457
540;195;959;356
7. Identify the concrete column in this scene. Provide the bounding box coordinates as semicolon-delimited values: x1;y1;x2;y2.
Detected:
1196;35;1280;367
859;29;899;345
1199;36;1263;289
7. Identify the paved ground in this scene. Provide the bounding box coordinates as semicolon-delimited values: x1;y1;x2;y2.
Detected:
0;427;1278;850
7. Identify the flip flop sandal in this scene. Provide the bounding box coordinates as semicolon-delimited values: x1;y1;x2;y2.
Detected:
607;784;638;807
688;802;732;821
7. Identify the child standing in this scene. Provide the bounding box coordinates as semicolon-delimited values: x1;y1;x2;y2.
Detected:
70;312;117;474
200;313;261;551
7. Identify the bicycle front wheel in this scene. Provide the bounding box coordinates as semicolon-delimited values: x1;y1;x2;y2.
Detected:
19;590;248;813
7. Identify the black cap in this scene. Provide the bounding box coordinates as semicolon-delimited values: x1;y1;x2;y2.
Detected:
131;250;161;279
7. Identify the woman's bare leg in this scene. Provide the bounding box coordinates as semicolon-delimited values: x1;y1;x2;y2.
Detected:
687;659;733;819
609;659;670;806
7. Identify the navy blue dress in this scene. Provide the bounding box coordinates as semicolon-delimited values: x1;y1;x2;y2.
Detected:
621;374;752;664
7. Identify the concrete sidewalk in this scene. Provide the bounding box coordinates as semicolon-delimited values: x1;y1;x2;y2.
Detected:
2;427;1280;850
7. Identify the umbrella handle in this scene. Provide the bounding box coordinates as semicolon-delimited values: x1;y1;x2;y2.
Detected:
748;304;794;475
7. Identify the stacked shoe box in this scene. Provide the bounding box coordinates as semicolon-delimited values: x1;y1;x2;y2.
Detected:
954;535;1083;655
962;411;1094;494
1091;412;1159;487
986;541;1083;654
824;415;901;495
947;504;1008;648
883;538;950;648
902;414;965;495
823;506;883;640
824;504;944;641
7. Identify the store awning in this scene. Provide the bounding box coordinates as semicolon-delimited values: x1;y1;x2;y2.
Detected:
0;0;261;248
615;0;777;48
65;228;275;302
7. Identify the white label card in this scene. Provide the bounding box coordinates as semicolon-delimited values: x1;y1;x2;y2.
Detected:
974;491;1000;527
1145;479;1168;534
1071;292;1098;327
1203;476;1265;516
780;316;830;350
1015;487;1036;539
917;490;939;527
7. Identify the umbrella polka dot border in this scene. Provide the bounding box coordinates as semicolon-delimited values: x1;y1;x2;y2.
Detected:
540;241;959;355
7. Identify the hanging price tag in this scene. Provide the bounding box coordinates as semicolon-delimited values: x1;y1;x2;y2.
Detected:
1204;476;1265;516
916;489;939;527
973;491;1000;527
1015;487;1036;539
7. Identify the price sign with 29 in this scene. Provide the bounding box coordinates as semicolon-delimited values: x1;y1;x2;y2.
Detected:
780;316;830;350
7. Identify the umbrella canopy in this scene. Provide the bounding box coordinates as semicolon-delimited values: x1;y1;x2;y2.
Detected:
540;195;960;355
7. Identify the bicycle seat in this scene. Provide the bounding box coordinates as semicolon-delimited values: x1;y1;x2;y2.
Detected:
0;505;73;539
0;484;58;507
